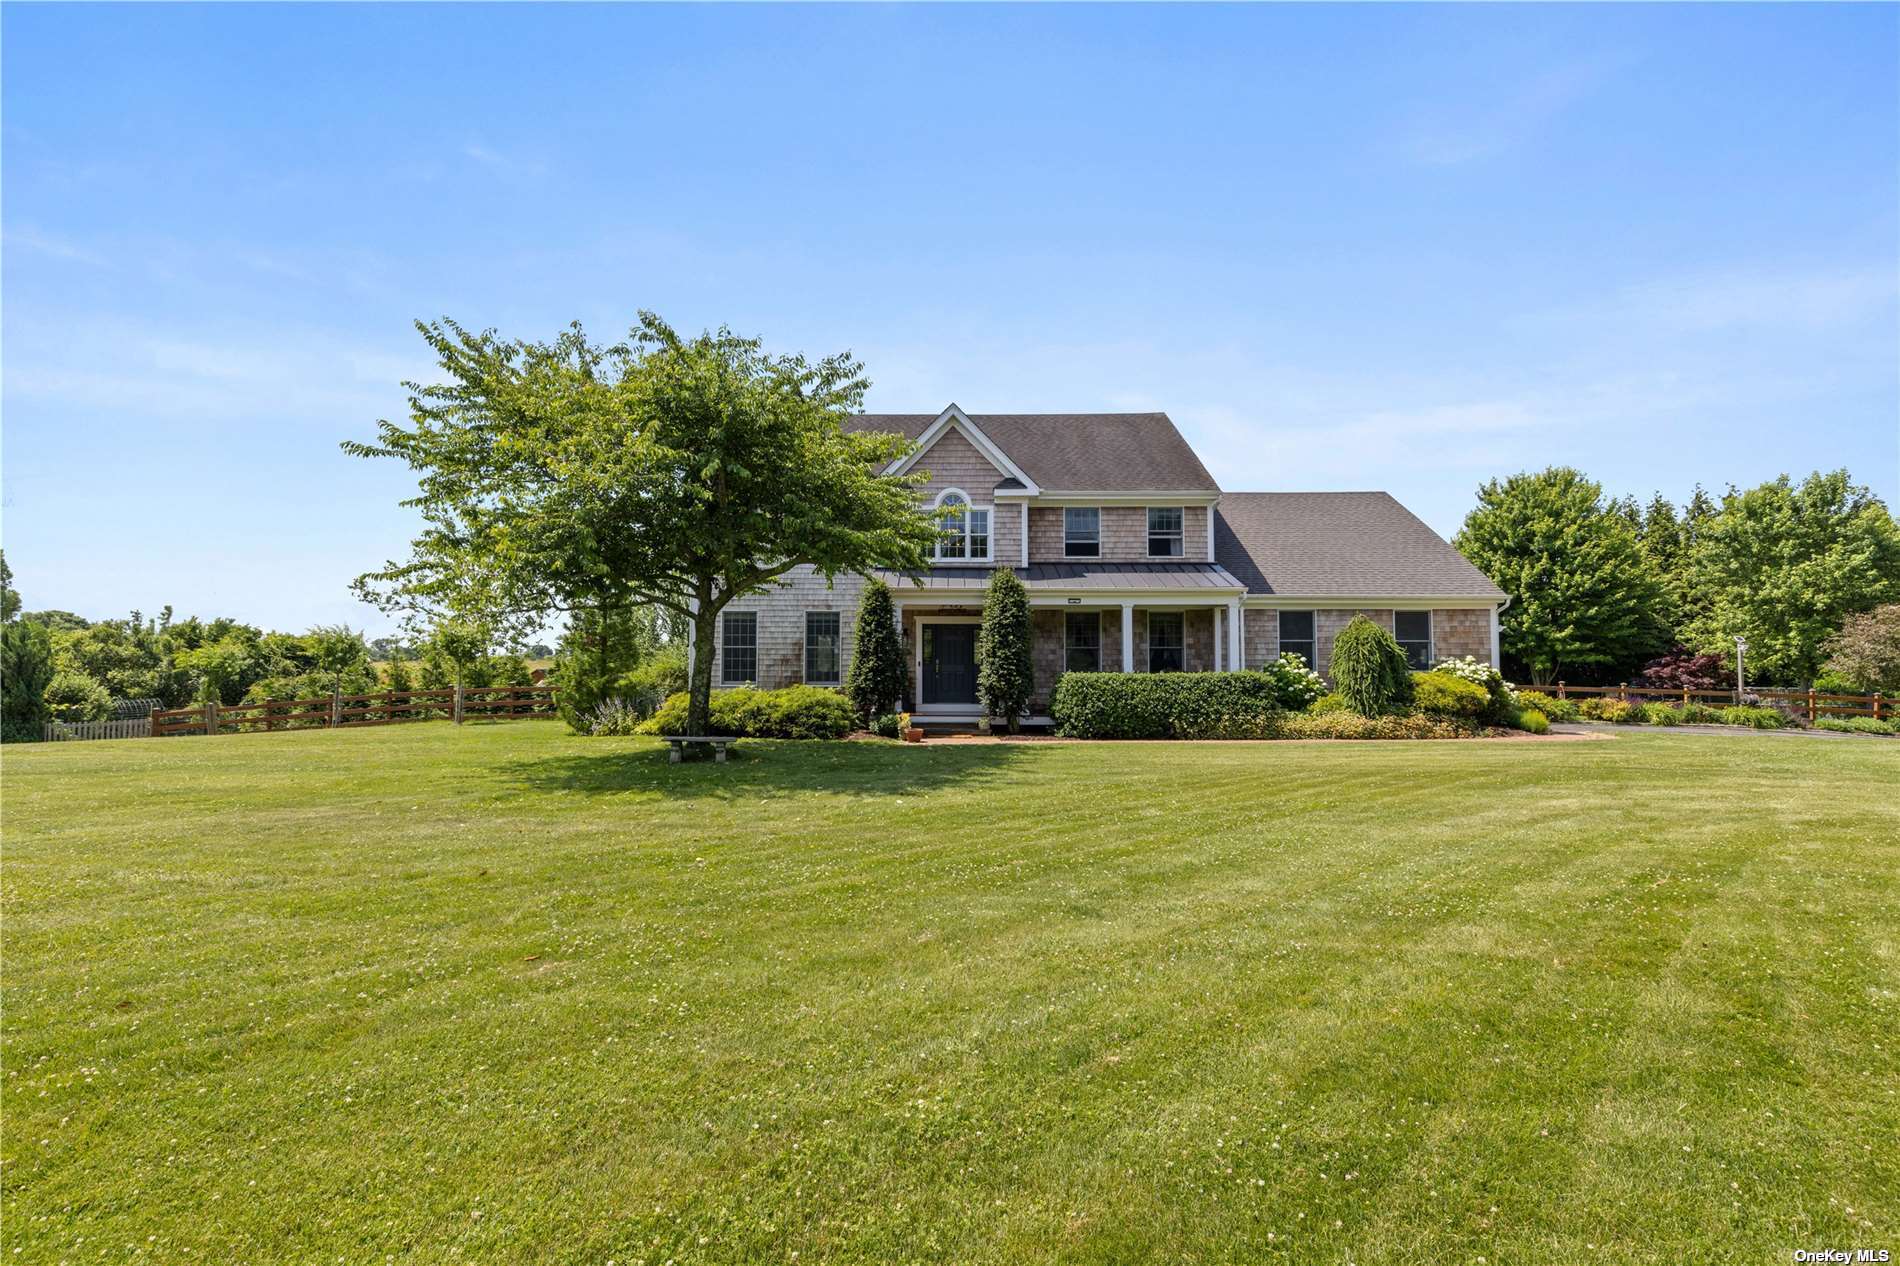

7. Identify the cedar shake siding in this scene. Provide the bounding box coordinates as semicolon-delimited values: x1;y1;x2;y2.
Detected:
908;427;1022;567
711;568;863;690
1026;506;1209;565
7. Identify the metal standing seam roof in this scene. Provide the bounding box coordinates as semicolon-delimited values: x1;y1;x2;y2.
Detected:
845;412;1220;493
875;563;1245;592
1214;492;1506;598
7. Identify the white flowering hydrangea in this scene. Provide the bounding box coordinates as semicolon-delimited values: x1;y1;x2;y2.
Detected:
1260;651;1328;709
1434;655;1516;702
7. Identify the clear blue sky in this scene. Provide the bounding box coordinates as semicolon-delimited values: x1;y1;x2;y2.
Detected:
4;3;1895;636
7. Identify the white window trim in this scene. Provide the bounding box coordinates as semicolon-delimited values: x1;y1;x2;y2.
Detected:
1394;609;1434;669
720;610;758;685
803;610;842;685
1276;609;1317;668
1063;609;1103;672
1145;505;1186;559
1063;506;1102;559
930;488;992;564
1146;609;1185;672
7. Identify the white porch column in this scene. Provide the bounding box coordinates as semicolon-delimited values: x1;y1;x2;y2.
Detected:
1120;602;1135;673
1227;599;1243;670
1213;607;1224;671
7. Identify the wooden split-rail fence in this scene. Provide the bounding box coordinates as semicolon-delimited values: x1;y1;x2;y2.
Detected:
1518;682;1887;722
150;684;557;738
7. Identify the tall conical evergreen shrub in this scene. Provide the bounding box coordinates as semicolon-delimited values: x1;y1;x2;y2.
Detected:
847;580;908;720
1330;615;1414;717
976;569;1034;733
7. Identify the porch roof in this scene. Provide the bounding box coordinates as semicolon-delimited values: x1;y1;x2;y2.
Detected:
880;562;1245;593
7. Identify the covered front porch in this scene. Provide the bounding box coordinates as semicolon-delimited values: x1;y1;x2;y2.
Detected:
887;565;1247;725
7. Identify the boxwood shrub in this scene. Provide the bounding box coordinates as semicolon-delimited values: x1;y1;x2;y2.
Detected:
1412;671;1489;719
1515;690;1578;722
1516;707;1550;735
639;685;854;740
1051;672;1284;739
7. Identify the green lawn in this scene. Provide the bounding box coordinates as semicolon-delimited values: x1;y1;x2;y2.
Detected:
3;723;1895;1264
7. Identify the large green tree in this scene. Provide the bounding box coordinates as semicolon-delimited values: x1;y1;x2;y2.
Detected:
1455;467;1666;684
347;313;939;740
1682;470;1900;684
846;580;909;721
1;550;19;623
2;620;55;741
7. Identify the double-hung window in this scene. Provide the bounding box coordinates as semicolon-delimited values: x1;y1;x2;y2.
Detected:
1064;611;1101;672
721;611;757;683
804;612;841;684
1279;610;1316;669
1147;507;1184;557
934;492;990;561
1148;611;1184;672
1394;610;1433;670
1064;507;1100;558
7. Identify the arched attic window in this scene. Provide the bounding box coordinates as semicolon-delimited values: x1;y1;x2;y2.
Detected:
932;489;990;561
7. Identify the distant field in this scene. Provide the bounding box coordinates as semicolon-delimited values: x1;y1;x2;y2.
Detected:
3;723;1895;1263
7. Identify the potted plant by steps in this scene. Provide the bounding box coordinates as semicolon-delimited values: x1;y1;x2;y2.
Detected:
976;715;992;736
901;713;923;743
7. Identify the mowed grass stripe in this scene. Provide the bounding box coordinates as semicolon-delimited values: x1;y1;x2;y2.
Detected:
4;722;1895;1264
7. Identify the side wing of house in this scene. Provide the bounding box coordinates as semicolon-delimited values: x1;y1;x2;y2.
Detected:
1215;492;1509;676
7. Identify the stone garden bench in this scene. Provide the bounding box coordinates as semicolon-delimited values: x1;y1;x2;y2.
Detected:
660;735;738;763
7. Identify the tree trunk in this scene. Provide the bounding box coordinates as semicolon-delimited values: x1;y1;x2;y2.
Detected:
687;609;719;737
1007;713;1020;736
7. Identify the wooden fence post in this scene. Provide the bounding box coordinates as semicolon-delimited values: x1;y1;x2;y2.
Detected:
453;683;465;725
1807;688;1817;723
1619;682;1629;703
1681;687;1690;707
1875;692;1884;721
330;689;342;727
203;700;219;736
150;705;162;738
1556;681;1566;700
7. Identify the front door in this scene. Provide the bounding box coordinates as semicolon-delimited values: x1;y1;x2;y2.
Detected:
921;624;979;705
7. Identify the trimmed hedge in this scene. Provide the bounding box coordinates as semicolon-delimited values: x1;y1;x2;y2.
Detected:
639;685;854;740
1516;708;1550;735
1051;672;1284;739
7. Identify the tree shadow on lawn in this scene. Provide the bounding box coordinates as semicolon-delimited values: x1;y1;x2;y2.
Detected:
500;737;1039;801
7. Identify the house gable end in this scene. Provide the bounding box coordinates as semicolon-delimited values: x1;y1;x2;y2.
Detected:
883;405;1041;495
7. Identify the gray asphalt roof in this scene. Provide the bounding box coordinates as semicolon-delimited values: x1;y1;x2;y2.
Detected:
876;563;1244;592
846;412;1219;492
1215;492;1506;598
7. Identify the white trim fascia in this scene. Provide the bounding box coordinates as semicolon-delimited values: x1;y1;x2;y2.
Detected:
1025;591;1244;606
882;404;1042;495
1206;504;1217;563
1239;595;1508;607
1019;502;1029;568
1037;490;1220;507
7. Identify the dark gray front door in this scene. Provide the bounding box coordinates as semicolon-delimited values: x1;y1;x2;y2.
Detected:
922;624;979;705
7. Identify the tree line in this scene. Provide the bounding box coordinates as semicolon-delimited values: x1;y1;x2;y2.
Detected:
0;553;549;741
1455;467;1900;689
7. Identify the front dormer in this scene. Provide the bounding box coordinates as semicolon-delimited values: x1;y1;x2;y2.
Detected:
848;404;1221;568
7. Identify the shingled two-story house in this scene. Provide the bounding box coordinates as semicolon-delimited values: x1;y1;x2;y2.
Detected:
701;405;1507;727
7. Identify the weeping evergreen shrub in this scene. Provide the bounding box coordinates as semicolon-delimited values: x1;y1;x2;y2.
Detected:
1329;616;1415;717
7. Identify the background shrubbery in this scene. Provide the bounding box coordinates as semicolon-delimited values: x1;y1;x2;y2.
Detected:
639;685;854;740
